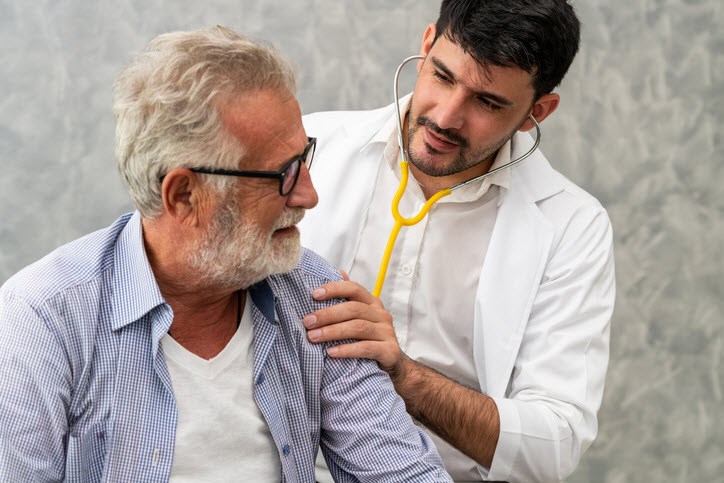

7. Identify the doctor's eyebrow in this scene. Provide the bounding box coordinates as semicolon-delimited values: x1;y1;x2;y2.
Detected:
430;57;514;108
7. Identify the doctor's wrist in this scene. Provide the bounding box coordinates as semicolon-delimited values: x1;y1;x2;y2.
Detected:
388;355;426;411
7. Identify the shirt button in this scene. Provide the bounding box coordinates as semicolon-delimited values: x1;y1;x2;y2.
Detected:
282;444;291;456
256;373;265;384
400;265;411;275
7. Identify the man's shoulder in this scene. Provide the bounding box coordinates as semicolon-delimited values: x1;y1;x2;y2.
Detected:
263;249;343;317
510;151;612;255
541;166;609;219
0;214;133;308
509;133;608;216
272;248;342;291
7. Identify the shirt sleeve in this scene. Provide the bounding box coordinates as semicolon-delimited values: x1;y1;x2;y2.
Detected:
487;202;615;482
318;353;452;482
0;292;71;482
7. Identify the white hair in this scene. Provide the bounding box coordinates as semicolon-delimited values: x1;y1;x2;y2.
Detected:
113;26;296;217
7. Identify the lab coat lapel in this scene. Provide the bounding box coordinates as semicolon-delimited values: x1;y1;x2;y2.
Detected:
301;107;391;270
473;132;561;397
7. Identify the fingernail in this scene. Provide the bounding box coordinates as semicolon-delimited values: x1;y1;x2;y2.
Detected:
302;315;317;328
308;329;321;341
327;346;339;356
312;288;326;299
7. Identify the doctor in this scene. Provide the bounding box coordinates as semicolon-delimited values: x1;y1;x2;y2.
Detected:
299;1;615;482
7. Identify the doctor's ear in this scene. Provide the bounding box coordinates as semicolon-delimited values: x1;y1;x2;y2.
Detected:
518;93;560;132
418;24;437;70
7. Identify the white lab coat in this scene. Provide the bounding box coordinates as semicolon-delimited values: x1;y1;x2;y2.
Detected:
300;101;615;482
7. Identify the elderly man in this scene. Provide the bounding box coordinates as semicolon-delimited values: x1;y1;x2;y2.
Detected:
0;27;450;482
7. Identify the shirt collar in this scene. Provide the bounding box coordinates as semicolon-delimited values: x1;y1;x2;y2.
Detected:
371;92;512;202
248;280;276;324
110;211;167;331
109;212;283;333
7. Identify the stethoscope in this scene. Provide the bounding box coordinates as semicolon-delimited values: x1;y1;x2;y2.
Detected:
372;55;542;297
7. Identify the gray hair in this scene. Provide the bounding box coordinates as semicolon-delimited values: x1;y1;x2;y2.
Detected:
113;26;296;217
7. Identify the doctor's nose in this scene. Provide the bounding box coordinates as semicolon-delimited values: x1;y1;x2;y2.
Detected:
434;90;466;131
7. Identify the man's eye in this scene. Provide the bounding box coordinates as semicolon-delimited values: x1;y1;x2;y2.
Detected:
433;71;452;83
478;97;502;111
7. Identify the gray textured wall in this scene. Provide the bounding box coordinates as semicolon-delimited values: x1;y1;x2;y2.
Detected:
1;1;722;481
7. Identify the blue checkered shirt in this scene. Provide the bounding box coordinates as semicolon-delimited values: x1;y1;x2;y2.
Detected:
0;212;450;482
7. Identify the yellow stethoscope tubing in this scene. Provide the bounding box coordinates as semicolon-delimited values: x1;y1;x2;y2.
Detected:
372;161;451;297
371;55;542;297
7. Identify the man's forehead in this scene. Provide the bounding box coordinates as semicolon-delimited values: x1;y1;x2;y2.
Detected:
429;35;535;97
220;90;304;159
221;90;300;130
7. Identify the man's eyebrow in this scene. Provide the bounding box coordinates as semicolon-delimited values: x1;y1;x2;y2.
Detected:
430;56;514;107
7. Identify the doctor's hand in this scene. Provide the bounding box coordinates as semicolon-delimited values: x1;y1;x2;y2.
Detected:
303;270;403;374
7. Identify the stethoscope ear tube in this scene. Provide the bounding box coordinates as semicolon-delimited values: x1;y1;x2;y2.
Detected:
450;115;540;191
394;55;427;165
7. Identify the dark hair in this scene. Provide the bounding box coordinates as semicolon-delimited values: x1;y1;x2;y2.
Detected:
434;0;581;98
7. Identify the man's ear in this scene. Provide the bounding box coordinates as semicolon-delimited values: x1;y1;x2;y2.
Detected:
420;23;437;57
417;23;437;72
160;168;201;226
518;93;560;132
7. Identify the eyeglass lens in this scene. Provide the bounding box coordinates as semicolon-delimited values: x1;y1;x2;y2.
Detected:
281;141;315;195
282;160;300;194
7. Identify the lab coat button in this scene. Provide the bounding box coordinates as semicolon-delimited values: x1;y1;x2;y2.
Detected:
401;265;411;275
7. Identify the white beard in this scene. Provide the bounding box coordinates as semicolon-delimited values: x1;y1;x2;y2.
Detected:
188;196;304;290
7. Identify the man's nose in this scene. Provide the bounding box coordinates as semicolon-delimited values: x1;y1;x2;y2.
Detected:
287;164;318;209
435;89;466;130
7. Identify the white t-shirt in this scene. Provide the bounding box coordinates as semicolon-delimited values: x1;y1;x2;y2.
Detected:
161;300;281;482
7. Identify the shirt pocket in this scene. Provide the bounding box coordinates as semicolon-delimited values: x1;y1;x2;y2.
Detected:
65;421;108;483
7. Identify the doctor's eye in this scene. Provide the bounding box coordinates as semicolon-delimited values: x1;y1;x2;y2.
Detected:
433;71;453;84
477;96;502;112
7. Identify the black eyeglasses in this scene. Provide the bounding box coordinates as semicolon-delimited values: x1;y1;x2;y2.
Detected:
166;137;316;196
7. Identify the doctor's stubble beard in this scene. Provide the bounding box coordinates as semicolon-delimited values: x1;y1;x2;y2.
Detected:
406;107;523;178
188;192;305;289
